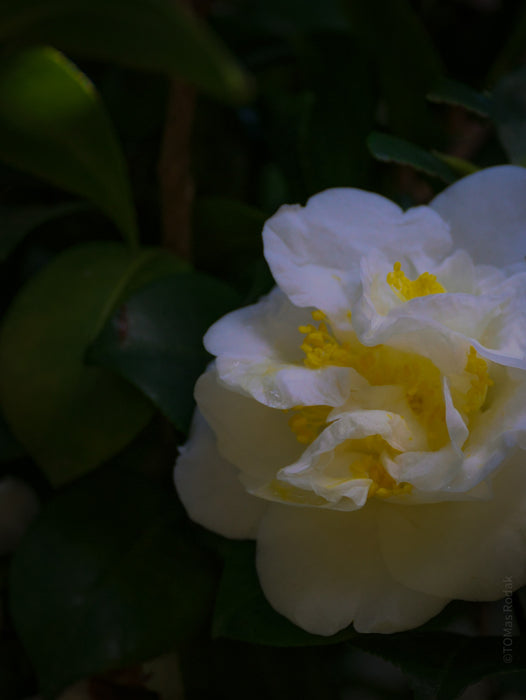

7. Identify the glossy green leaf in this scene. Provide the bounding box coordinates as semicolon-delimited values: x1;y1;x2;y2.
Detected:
88;273;240;433
0;0;252;103
345;0;443;144
367;132;457;183
0;48;138;247
0;201;88;261
352;631;526;699
9;468;217;698
492;64;526;165
212;540;356;647
0;242;185;485
427;78;492;117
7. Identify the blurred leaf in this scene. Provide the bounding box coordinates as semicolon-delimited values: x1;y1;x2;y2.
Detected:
215;0;349;38
345;0;443;144
487;2;526;86
9;467;217;699
212;540;356;647
193;196;265;287
492;64;526;165
431;152;480;177
0;242;185;485
0;411;24;463
0;637;35;700
367;132;457;183
0;201;89;261
353;632;526;699
264;39;376;201
88;272;239;433
0;48;138;247
427;78;492;117
0;0;252;103
297;40;375;196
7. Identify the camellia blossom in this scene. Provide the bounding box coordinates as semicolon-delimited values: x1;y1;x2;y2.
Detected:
175;165;526;635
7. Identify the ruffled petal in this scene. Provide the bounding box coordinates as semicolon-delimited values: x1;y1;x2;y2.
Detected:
175;411;267;539
263;188;451;324
205;287;353;408
430;165;526;267
195;367;302;482
256;503;448;635
378;449;526;600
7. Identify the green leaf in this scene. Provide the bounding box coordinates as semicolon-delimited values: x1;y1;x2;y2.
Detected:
0;0;252;103
0;201;89;261
88;273;240;433
0;242;185;485
212;540;356;647
430;152;480;177
427;78;492;117
0;47;138;247
486;2;526;86
345;0;443;144
352;631;526;699
491;64;526;165
367;132;457;183
9;467;217;699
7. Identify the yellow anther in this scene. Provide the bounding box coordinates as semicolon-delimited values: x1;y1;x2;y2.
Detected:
387;261;446;301
311;310;326;321
348;437;412;500
289;308;494;505
287;405;332;444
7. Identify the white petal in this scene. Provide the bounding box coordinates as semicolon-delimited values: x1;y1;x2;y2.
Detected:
444;377;469;453
430;165;526;267
263;188;451;322
174;411;267;539
205;287;353;408
204;287;307;363
195;367;302;482
256;503;448;635
379;448;526;600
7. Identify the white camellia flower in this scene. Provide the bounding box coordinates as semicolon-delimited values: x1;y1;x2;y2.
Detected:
175;165;526;635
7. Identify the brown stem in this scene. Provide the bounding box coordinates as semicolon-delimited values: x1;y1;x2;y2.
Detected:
158;77;196;260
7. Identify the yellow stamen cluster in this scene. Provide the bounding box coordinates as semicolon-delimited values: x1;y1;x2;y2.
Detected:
387;261;446;301
284;260;493;505
347;436;412;499
299;313;447;451
288;405;332;444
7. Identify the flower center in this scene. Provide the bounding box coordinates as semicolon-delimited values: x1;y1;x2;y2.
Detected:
297;317;448;451
386;261;446;300
286;262;492;503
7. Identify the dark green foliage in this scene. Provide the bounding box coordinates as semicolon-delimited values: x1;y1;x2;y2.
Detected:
9;468;217;698
0;48;139;246
89;272;240;433
0;0;252;103
367;132;457;184
0;243;185;484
